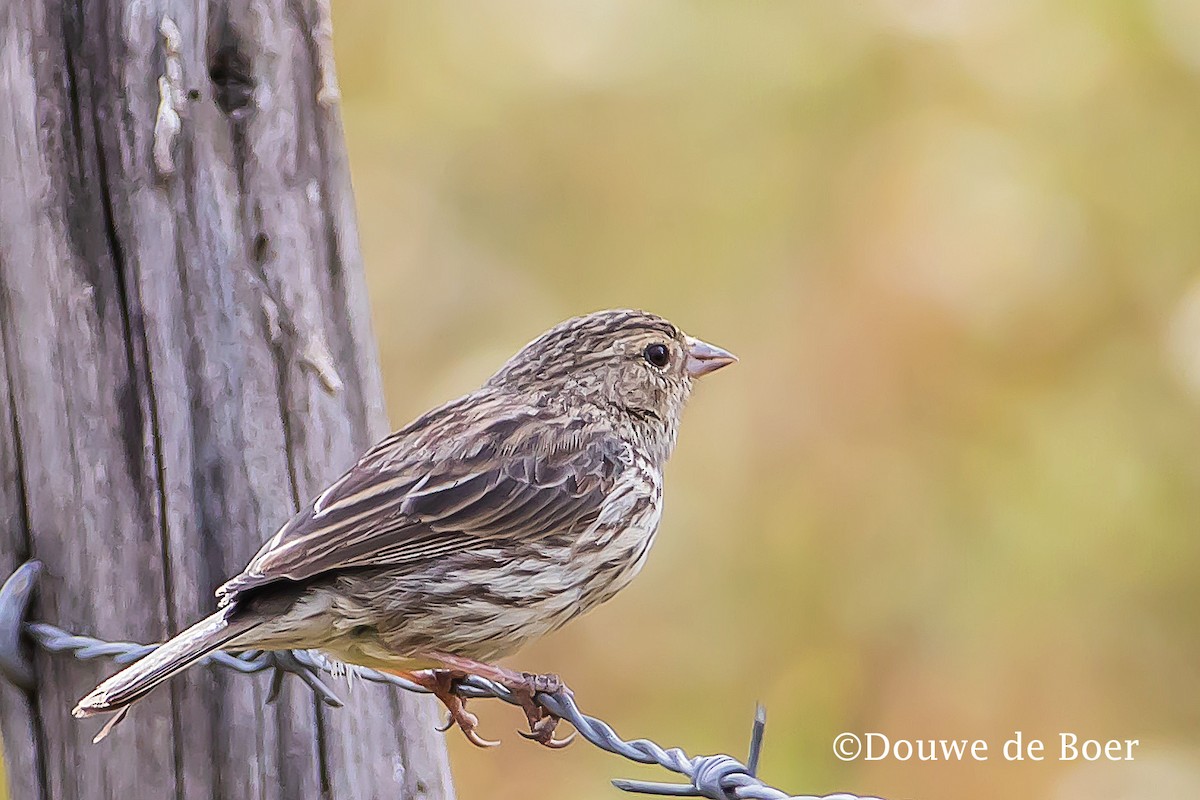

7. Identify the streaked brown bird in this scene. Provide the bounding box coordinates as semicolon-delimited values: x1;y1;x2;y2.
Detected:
74;309;736;746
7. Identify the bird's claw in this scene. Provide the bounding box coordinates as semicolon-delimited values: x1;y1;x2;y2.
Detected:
407;658;575;749
459;722;501;749
517;715;576;748
439;700;499;753
442;704;500;747
512;672;574;748
419;671;501;748
434;703;500;747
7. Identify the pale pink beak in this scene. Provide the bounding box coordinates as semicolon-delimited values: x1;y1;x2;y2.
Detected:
685;336;737;378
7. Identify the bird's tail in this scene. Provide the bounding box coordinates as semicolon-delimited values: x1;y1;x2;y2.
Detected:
73;607;259;724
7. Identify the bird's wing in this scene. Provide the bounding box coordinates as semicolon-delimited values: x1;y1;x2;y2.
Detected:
217;400;628;603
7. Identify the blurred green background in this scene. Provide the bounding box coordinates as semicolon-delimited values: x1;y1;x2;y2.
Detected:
335;2;1200;799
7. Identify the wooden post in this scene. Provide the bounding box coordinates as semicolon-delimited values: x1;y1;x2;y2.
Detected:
0;2;454;798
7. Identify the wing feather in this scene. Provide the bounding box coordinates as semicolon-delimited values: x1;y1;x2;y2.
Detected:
218;401;627;603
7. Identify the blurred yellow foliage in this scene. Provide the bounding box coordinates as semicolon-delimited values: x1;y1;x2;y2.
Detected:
333;3;1200;800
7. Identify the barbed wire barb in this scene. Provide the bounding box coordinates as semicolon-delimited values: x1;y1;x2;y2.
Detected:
0;561;882;800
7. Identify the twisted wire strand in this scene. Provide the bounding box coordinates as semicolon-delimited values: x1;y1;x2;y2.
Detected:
2;564;881;800
23;622;880;800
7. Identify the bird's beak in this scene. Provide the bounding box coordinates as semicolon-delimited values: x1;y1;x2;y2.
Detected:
685;336;737;378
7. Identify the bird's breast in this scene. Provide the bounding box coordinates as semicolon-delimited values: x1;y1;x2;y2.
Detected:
566;457;664;609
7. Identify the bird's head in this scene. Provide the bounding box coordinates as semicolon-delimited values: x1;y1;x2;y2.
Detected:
488;309;736;460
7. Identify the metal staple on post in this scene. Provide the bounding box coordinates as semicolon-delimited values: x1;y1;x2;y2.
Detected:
0;562;882;800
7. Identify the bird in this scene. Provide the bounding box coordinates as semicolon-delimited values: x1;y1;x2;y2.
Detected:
73;309;736;747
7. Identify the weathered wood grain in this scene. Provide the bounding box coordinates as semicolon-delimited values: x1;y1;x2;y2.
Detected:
0;2;453;798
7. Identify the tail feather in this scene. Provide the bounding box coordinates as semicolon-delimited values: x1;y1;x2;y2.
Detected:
73;608;259;720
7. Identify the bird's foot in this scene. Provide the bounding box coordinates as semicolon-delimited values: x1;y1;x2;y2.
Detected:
510;671;574;749
424;652;575;748
392;668;500;748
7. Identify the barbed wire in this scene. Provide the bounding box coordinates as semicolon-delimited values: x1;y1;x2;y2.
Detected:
0;561;881;800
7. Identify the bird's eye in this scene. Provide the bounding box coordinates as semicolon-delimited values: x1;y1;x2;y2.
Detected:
643;343;670;368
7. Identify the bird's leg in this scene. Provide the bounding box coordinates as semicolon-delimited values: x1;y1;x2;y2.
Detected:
423;651;575;748
386;668;500;748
